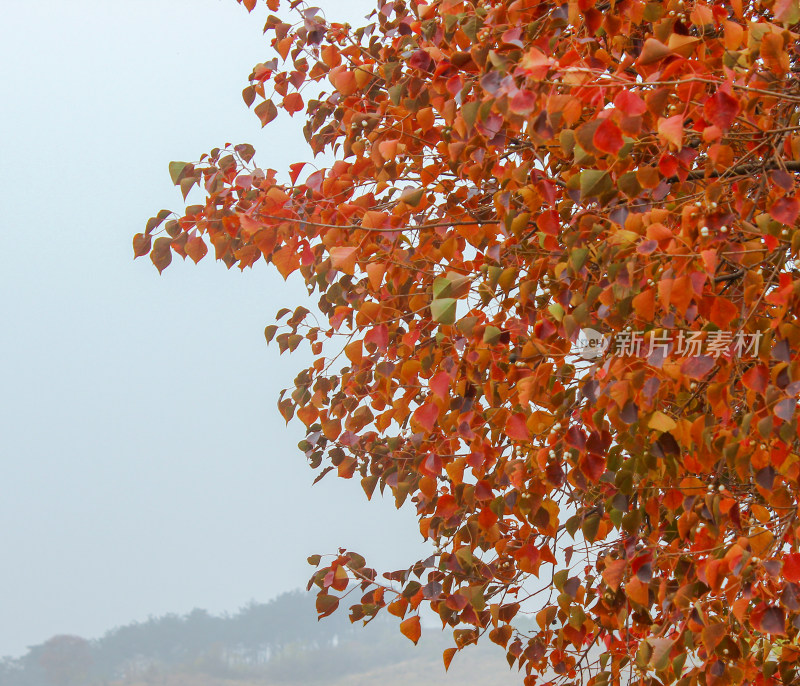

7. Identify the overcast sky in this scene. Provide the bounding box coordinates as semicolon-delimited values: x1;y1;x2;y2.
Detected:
0;0;429;658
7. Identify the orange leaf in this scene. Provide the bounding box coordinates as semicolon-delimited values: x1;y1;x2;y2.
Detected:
625;576;649;606
701;622;727;653
185;236;208;264
632;289;655;322
366;262;386;290
133;233;151;258
400;615;421;644
602;559;627;591
345;339;363;364
330;246;358;275
709;297;738;328
657;115;684;150
283;92;304;115
637;38;671;65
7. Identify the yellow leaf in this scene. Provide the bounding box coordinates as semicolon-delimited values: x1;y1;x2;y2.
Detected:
648;411;677;432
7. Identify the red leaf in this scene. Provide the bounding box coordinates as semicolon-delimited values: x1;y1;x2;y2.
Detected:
408;49;432;71
289;162;306;185
579;452;605;482
769;196;800;226
658;154;678;178
742;364;768;394
242;0;257;10
413;402;440;433
435;494;459;519
501;27;524;47
759;606;786;635
505;413;531;441
614;90;647;116
593;119;624;155
632;288;655;321
783;553;800;582
510;89;536;115
513;543;541;573
478;507;499;529
681;355;714;379
400;615;421;644
519;48;552;79
430;371;451;400
704;91;741;130
283;92;304;115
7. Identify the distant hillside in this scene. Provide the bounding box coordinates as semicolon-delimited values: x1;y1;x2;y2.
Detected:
0;591;523;686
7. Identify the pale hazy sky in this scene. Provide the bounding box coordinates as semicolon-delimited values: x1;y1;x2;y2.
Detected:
0;0;429;658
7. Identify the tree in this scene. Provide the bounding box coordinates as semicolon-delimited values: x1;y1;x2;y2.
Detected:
135;0;800;683
34;635;92;686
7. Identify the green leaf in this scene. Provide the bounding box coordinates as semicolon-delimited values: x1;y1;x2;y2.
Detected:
433;275;453;299
389;83;405;105
462;100;480;130
361;474;379;500
553;569;568;591
401;187;425;207
580;170;612;200
570;247;589;271
617;171;642;198
457;316;478;336
565;514;581;537
483;326;501;344
582;514;601;542
548;303;565;321
345;552;366;570
431;298;457;325
169;161;189;185
264;325;279;344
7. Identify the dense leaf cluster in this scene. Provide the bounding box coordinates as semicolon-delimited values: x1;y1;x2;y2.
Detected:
137;0;800;683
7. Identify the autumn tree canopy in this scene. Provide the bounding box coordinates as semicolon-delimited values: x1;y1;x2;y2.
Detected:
136;0;800;683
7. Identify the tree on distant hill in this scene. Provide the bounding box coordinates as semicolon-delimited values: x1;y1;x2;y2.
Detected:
138;0;800;684
34;635;92;686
